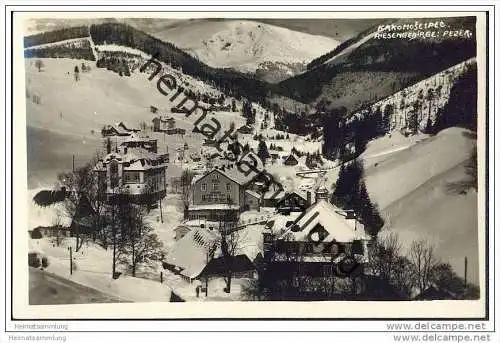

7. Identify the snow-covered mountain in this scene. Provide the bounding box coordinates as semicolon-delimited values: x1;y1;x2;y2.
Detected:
277;16;477;111
150;20;340;82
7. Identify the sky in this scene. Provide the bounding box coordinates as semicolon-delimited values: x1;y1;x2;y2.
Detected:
24;17;385;42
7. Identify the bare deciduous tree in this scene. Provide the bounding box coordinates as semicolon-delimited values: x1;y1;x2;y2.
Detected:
409;239;440;294
369;232;403;281
180;169;195;219
219;225;246;294
51;208;67;247
119;205;164;277
57;154;107;252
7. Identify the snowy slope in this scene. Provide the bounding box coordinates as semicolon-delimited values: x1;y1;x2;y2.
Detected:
152;20;340;75
348;58;476;131
25;57;248;188
362;128;478;284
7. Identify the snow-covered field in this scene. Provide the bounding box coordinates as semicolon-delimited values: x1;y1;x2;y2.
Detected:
29;238;173;303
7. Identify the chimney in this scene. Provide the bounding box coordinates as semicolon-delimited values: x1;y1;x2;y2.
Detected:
315;187;329;203
306;191;312;206
345;210;356;219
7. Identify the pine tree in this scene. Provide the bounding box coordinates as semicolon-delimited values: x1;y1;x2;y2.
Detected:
331;160;384;236
373;107;384;136
243;143;250;153
257;140;270;165
383;104;393;133
408;109;419;134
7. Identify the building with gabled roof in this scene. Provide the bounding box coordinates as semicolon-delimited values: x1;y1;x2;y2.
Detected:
117;121;140;133
94;135;167;204
188;167;253;222
188;151;274;222
283;153;299;166
101;122;139;137
277;188;369;245
101;124;130;137
276;191;310;214
260;187;372;300
152;115;176;132
163;227;218;281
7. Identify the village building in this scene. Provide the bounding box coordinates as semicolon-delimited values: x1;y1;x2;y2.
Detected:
270;153;280;164
163;227;219;282
94;135;168;203
165;128;186;135
261;183;286;208
200;254;257;280
188;154;272;222
117;121;140;133
275;191;311;214
29;225;72;239
101;124;130;137
236;124;253;134
413;285;458;301
244;190;261;212
152;115;176;132
101;121;140;137
261;188;372;300
189;152;201;162
188;167;253;222
174;225;191;241
283;153;299;166
165;224;259;277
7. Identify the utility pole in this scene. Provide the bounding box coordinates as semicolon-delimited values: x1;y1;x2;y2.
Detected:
69;246;73;275
72;154;75;172
112;189;117;279
159;198;163;223
464;256;468;290
205;250;209;297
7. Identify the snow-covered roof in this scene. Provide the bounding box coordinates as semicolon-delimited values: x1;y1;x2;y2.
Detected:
263;188;286;200
266;212;301;236
154;115;175;122
165;228;219;279
191;164;260;188
278;199;369;243
188;204;240;211
99;149;167;171
245;189;260;199
121;133;156;143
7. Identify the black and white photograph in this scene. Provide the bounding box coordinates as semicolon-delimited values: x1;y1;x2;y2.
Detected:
8;8;491;323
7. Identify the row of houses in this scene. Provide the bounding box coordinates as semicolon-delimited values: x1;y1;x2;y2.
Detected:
101;121;140;137
164;187;373;299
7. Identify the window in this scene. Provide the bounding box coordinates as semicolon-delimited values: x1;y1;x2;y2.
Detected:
201;183;207;191
226;183;231;191
202;195;206;202
123;171;140;184
109;161;119;189
213;183;219;191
